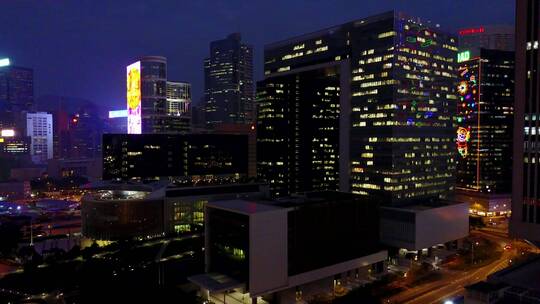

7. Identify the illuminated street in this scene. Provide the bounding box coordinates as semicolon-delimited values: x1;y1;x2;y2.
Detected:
385;226;533;304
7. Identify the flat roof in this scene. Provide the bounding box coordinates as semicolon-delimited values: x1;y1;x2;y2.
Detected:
166;183;265;197
264;11;394;50
207;199;286;215
466;281;508;293
491;256;540;291
382;199;466;213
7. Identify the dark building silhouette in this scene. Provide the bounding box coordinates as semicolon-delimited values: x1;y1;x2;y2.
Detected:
204;33;254;125
511;0;540;242
102;133;249;181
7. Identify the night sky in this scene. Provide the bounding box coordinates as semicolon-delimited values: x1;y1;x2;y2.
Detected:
0;0;514;111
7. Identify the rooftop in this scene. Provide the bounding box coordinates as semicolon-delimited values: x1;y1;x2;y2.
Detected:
207;199;286;215
490;256;540;291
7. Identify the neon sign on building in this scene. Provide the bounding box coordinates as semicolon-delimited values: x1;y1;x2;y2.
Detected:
459;27;485;36
127;61;142;134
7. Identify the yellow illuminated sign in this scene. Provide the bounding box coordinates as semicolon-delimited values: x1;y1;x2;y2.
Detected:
127;61;142;134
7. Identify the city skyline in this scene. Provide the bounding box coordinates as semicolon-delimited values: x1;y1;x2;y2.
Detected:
0;1;536;303
0;0;514;110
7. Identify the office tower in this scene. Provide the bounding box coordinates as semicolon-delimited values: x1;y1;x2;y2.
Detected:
166;80;191;132
204;33;254;125
458;25;515;54
127;56;167;134
257;65;343;197
26;112;53;164
259;11;457;202
0;60;33;131
454;49;514;217
511;0;540;241
102;133;249;181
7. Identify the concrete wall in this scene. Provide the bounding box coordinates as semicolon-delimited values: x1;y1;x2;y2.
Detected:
380;216;416;249
249;209;288;297
381;202;469;251
415;202;469;250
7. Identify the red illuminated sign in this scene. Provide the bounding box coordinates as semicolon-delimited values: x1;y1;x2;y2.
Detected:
459;27;485;36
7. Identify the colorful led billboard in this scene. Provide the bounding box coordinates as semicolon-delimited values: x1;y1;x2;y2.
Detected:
127;61;142;134
456;63;479;158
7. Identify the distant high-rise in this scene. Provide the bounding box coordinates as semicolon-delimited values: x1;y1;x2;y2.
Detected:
511;0;540;242
127;57;192;134
458;25;515;53
204;33;254;125
67;103;103;159
454;49;514;217
166;81;191;132
26;112;53;164
258;11;457;202
127;56;167;134
0;61;33;131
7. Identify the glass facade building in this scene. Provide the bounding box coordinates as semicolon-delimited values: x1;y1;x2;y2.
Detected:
260;11;458;203
204;33;254;125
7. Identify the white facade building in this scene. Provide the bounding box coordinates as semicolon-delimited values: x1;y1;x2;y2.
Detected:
26;112;53;164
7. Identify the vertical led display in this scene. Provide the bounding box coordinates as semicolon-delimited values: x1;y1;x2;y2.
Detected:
127;61;142;134
456;62;479;158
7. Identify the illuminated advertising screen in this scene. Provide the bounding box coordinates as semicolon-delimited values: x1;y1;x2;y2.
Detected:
127;61;142;134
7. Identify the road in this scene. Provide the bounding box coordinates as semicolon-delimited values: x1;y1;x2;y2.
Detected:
385;228;517;304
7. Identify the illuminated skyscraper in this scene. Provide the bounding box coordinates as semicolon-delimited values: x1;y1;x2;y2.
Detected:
259;11;457;202
511;0;540;242
0;61;33;131
26;112;53;164
454;49;514;217
204;33;254;125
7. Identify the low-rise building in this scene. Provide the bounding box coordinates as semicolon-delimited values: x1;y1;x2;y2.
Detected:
81;181;268;240
380;200;469;251
190;192;387;304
